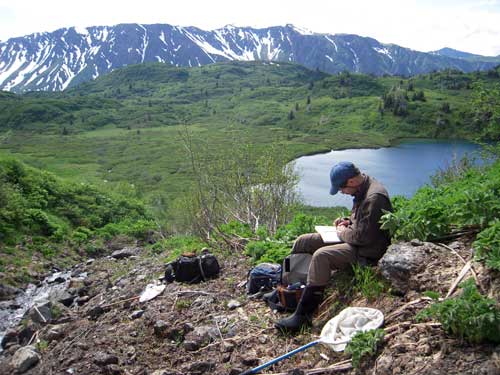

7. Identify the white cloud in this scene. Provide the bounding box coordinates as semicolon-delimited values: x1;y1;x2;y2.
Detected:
0;0;499;55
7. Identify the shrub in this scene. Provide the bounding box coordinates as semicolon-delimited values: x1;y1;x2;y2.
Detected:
345;329;385;368
381;161;500;241
473;219;500;271
71;227;93;244
274;213;328;242
245;240;290;264
416;279;500;344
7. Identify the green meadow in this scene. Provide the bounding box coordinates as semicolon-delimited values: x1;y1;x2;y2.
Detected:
1;62;494;207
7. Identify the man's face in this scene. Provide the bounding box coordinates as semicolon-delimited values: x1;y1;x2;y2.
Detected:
339;178;358;196
339;185;357;196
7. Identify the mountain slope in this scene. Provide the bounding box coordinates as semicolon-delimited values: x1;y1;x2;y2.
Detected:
431;47;500;63
0;23;497;92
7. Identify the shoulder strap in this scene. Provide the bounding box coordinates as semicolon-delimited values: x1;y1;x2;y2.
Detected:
197;256;207;281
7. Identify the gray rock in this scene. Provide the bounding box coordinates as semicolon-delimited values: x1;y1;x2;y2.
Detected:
188;361;215;373
241;354;259;366
44;325;66;342
111;247;138;259
93;352;119;366
55;291;75;307
153;320;169;338
76;295;90;305
87;305;105;319
378;242;429;294
183;325;218;351
130;310;144;319
0;283;20;301
28;302;52;324
226;299;241;309
1;329;18;349
10;345;40;373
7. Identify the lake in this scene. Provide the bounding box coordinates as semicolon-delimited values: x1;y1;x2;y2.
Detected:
293;139;482;208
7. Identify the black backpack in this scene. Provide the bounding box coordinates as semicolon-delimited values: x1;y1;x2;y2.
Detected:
164;250;220;284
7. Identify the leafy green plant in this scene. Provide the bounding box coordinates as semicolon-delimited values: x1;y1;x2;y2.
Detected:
473;219;500;271
352;263;386;300
217;220;254;239
244;240;290;264
274;213;328;242
345;329;385;368
381;161;500;241
416;279;500;344
36;340;49;352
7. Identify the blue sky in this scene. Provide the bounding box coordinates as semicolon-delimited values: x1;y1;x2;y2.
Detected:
0;0;499;55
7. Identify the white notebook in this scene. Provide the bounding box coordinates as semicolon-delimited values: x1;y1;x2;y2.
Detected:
315;225;343;244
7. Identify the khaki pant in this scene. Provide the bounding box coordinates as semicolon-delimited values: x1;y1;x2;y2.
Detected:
291;233;358;286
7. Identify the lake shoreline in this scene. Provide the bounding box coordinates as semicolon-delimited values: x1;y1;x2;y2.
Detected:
289;136;478;161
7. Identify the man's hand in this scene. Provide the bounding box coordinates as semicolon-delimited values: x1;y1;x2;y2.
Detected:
334;217;350;228
336;225;347;234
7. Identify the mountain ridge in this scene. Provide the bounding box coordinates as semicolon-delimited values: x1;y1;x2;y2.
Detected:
0;23;498;93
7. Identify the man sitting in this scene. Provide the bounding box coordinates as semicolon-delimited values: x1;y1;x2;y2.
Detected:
275;161;393;332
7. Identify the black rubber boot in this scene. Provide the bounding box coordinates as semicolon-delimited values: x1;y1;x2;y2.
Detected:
275;285;325;332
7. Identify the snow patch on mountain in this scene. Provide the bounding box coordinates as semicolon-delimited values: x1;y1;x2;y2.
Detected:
373;46;393;61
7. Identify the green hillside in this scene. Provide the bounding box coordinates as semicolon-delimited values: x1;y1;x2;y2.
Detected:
1;62;498;205
0;157;153;284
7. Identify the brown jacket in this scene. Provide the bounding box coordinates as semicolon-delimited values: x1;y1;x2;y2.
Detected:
337;175;393;260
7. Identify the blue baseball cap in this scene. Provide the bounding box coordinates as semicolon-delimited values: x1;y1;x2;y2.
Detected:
329;161;360;195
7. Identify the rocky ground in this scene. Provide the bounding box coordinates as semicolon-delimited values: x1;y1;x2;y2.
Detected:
0;237;499;375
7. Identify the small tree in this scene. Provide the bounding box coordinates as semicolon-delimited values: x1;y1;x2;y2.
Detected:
288;110;295;120
178;127;300;243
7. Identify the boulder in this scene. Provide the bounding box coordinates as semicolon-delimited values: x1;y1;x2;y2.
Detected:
28;302;52;324
378;242;430;294
111;247;138;259
10;345;40;373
